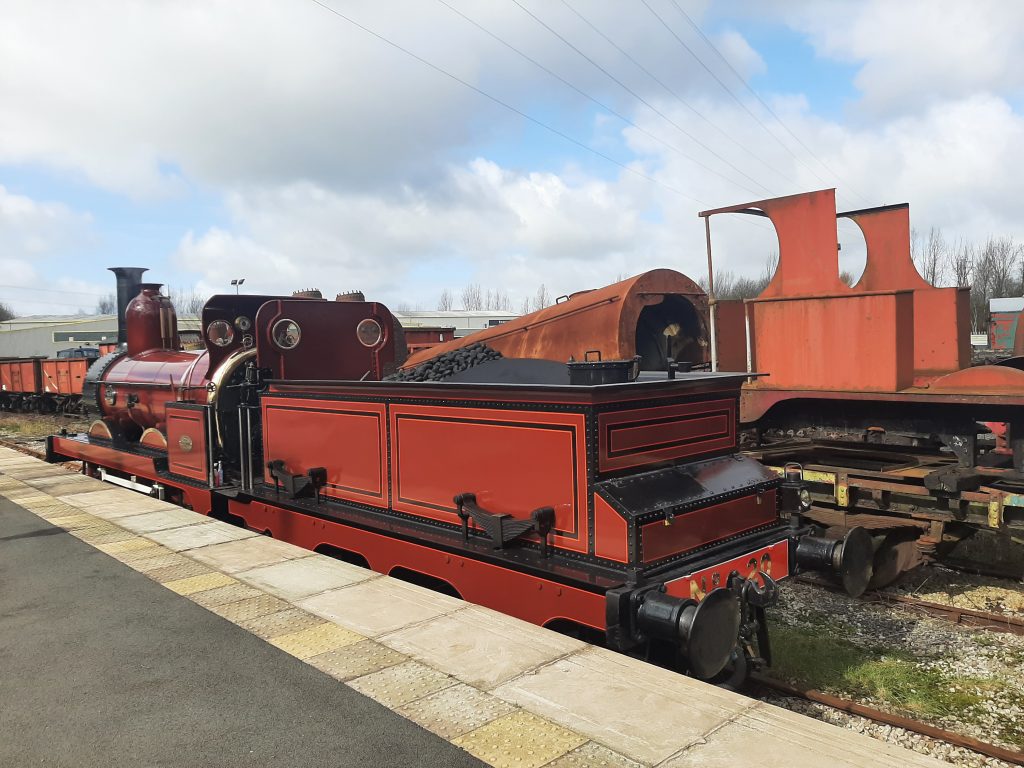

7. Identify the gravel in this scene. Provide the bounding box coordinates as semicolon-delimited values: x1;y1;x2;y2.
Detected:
769;578;1024;766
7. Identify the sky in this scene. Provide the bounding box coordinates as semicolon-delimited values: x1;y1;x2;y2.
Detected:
2;0;1024;315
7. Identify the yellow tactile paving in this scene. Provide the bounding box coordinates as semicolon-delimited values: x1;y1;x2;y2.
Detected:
127;553;197;574
188;583;266;608
347;659;455;708
96;537;160;556
306;639;408;682
146;561;214;583
452;710;587;768
396;683;517;740
100;540;169;563
235;608;325;640
210;594;293;623
544;742;644;768
163;572;238;596
268;622;365;660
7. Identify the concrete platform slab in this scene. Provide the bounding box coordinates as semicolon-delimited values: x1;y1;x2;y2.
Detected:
658;701;924;767
491;647;760;765
382;606;585;690
298;576;464;636
187;535;311;573
110;508;204;534
237;554;375;600
144;520;258;551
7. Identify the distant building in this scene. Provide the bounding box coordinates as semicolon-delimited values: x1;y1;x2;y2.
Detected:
393;310;517;339
0;309;517;358
989;297;1024;352
0;315;202;358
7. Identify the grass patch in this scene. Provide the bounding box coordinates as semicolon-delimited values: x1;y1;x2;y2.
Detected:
770;625;983;720
0;415;67;437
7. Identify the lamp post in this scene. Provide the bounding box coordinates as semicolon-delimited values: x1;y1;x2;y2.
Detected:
230;278;245;295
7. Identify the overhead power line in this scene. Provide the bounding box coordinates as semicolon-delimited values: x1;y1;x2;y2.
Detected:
306;0;706;204
507;0;780;197
559;0;803;192
436;0;770;198
637;0;866;207
666;0;872;206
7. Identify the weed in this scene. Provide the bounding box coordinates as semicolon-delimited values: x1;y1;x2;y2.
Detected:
769;625;985;720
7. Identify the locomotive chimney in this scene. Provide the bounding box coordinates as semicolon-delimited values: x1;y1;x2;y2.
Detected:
108;267;148;346
126;283;180;355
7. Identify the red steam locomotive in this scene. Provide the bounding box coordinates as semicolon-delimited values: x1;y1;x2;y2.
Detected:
45;267;865;684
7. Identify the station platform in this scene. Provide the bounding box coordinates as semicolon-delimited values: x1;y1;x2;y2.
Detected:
0;446;943;768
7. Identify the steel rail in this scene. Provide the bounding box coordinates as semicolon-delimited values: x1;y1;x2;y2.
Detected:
752;673;1024;766
796;574;1024;636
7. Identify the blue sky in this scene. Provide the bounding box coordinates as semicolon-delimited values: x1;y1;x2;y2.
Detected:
3;0;1024;314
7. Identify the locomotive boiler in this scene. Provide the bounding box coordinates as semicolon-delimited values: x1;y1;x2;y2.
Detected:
47;269;868;684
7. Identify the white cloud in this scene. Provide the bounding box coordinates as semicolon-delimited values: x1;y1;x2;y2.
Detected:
7;0;1024;317
775;0;1024;116
0;0;729;198
174;159;655;307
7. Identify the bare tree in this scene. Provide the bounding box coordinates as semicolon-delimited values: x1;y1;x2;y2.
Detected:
946;240;974;288
914;227;946;286
483;288;513;312
96;293;116;314
437;289;454;311
839;270;855;287
520;296;532;315
532;284;551;313
461;283;483;311
166;286;208;316
965;236;1024;331
0;302;15;322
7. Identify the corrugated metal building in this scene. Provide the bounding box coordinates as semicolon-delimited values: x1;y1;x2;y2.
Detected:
0;315;202;358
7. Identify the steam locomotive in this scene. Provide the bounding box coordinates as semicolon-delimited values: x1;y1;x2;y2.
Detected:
44;266;866;685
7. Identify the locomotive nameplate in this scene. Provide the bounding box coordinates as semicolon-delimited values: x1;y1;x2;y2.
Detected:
178;435;193;452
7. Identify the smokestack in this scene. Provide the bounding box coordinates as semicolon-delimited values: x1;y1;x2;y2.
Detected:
108;267;148;345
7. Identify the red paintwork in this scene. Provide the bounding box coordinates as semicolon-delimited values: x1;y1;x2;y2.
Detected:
0;359;40;396
747;289;916;391
262;393;590;555
227;498;607;630
702;190;1021;424
640;491;776;564
597;398;736;472
262;397;389;509
260;378;757;565
255;299;401;381
126;284;179;356
593;494;629;563
50;434;213;515
101;350;210;433
843;205;970;382
665;539;790;600
166;404;209;482
40;358;88;396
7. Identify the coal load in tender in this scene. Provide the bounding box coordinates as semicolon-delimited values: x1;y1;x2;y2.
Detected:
385;342;503;383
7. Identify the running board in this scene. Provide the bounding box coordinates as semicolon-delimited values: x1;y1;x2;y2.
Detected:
98;467;165;501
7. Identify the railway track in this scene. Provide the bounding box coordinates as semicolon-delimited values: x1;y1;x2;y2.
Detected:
752;673;1024;766
797;574;1024;635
